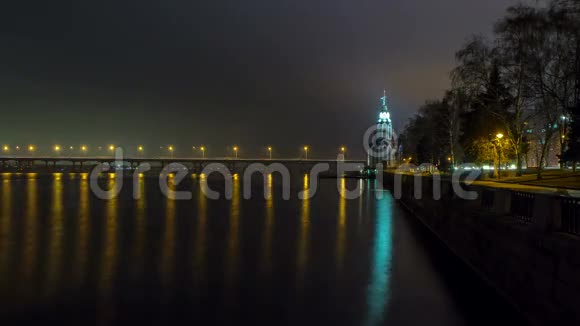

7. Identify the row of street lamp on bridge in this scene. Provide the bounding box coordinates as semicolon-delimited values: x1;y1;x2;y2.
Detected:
1;144;348;159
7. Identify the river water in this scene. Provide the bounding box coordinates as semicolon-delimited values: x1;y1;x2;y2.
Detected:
0;173;527;325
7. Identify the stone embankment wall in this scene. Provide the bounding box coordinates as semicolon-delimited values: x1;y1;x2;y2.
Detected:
384;173;580;326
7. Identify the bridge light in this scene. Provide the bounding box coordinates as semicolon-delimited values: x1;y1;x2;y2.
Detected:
54;145;61;152
81;145;87;152
200;146;206;158
168;146;174;152
268;146;272;159
138;146;143;152
233;146;238;158
69;146;74;150
28;145;35;152
2;145;8;152
109;145;115;151
303;146;309;160
15;146;20;151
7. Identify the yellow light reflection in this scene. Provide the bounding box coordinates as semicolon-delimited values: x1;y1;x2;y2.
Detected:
296;174;310;288
131;177;146;277
97;178;118;325
261;174;274;275
74;173;90;286
0;173;13;287
194;181;208;285
45;171;64;295
21;176;38;288
337;178;347;274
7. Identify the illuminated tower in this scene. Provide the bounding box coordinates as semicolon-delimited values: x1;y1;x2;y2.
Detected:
368;90;397;168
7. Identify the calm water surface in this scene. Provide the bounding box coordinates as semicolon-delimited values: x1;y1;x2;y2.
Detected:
0;173;527;325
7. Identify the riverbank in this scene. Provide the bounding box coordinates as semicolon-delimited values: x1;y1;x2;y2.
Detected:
384;172;580;326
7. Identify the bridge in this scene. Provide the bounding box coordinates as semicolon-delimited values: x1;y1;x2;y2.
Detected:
0;155;368;175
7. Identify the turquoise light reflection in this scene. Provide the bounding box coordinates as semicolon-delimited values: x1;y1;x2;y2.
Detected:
364;185;393;326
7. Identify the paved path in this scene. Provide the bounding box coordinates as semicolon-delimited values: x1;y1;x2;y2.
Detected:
472;180;580;198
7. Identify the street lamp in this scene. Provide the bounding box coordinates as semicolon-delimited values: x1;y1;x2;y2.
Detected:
109;145;115;152
138;146;144;156
168;145;174;158
496;133;504;180
303;146;309;160
200;146;205;159
340;146;346;160
81;145;87;155
28;145;35;155
233;146;238;159
2;145;8;153
54;145;61;155
268;146;272;160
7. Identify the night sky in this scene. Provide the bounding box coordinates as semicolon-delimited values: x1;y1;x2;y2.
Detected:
0;0;521;158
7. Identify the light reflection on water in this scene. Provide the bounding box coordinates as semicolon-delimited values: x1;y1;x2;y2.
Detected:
0;173;12;291
260;174;274;275
45;173;64;296
336;178;347;275
364;184;393;326
0;173;526;325
21;175;38;288
296;174;309;288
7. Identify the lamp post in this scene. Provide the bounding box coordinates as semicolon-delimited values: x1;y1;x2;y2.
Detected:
81;145;87;156
28;145;35;156
304;146;309;160
268;146;272;160
233;146;238;159
340;146;346;160
200;146;205;159
168;145;174;158
54;145;61;156
138;146;143;156
496;133;504;180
